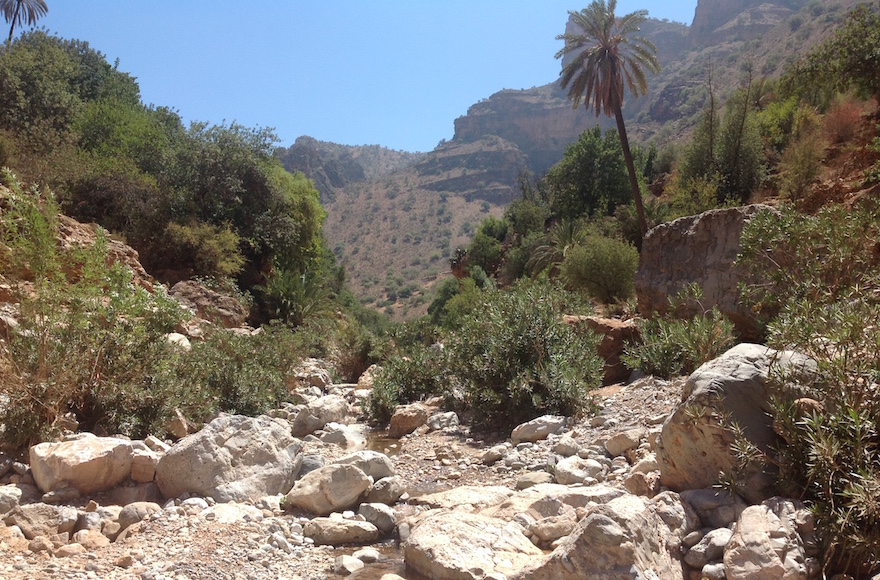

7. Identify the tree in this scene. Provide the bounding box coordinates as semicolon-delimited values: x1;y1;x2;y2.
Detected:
1;0;48;43
784;2;880;106
556;0;660;236
544;125;630;220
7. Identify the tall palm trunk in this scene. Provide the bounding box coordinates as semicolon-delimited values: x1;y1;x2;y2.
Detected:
613;105;647;236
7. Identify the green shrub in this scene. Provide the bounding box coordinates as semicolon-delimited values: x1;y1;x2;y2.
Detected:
622;285;737;379
0;171;308;449
0;173;191;447
368;344;445;424
332;317;384;383
623;309;736;379
163;221;245;279
447;283;602;431
559;235;639;303
735;202;880;575
171;326;299;419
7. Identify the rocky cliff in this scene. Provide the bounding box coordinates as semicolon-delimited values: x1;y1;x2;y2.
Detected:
690;0;806;46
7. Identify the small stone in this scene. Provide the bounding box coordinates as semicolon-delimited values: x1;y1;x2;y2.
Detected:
353;547;381;563
55;543;87;557
115;554;135;568
334;554;365;575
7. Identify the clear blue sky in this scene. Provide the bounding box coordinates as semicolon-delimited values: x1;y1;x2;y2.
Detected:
38;1;697;152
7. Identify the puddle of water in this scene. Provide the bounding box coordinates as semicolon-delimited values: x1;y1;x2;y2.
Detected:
337;541;431;580
364;432;402;457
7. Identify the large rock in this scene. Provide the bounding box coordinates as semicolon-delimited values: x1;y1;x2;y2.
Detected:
388;403;429;438
724;497;808;580
635;205;769;340
554;456;603;485
29;435;133;494
3;503;78;540
656;344;815;503
291;395;350;437
512;491;699;580
511;415;566;443
285;464;372;515
563;315;640;384
482;483;625;521
332;450;395;481
169;280;248;328
681;488;747;528
0;484;24;514
304;517;380;546
405;512;543;580
155;414;303;502
410;485;513;511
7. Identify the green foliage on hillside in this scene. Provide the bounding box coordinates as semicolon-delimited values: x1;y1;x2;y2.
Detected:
0;31;327;322
785;1;880;105
544;126;631;219
0;173;311;449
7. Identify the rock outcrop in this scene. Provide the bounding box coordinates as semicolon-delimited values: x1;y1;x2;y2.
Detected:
656;343;816;503
30;435;133;495
635;205;771;340
404;512;543;580
513;491;699;579
169;280;249;328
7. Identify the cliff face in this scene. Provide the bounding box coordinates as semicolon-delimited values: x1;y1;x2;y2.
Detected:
690;0;806;46
452;84;602;176
276;136;423;203
456;18;689;177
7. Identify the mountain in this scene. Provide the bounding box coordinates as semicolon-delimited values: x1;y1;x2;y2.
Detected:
279;0;864;320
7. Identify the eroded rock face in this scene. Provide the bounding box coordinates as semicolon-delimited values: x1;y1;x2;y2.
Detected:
156;414;302;502
512;491;699;580
404;511;542;580
169;280;248;328
30;435;133;495
635;205;770;340
656;344;816;503
724;497;808;580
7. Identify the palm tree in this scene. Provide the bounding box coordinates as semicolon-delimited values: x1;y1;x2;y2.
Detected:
526;219;587;278
555;0;660;236
1;0;48;43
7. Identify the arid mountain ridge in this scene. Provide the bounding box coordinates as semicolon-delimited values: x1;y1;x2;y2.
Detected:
277;0;861;319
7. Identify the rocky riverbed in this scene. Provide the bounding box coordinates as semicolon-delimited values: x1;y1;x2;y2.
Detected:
0;347;825;580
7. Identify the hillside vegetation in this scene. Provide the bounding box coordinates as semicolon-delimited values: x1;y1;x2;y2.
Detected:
282;0;867;318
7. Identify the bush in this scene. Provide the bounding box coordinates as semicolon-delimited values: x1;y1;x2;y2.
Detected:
622;285;737;379
163;221;245;279
559;235;639;303
447;283;603;431
623;309;736;379
736;202;880;576
0;171;307;449
368;344;445;424
823;97;864;145
0;174;189;447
